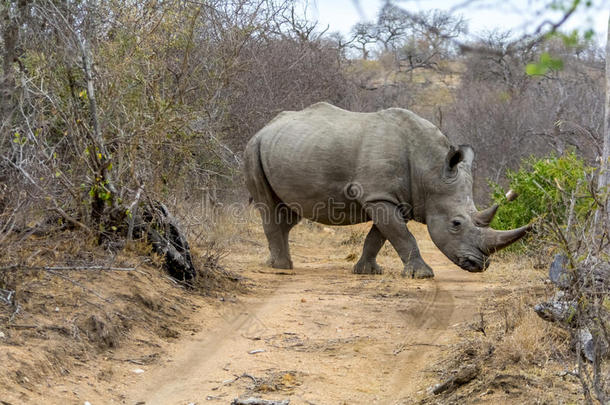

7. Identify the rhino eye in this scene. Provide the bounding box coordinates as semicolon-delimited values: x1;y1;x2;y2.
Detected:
452;219;462;227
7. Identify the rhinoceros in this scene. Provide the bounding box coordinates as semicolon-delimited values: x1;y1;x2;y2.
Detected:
243;102;530;278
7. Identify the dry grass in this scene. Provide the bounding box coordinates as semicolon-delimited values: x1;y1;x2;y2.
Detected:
0;209;599;403
423;254;583;404
0;219;243;402
340;228;366;246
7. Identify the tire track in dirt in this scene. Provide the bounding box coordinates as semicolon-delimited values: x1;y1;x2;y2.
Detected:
124;277;298;404
124;225;488;405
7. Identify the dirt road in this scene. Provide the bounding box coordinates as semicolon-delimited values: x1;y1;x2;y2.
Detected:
123;223;494;405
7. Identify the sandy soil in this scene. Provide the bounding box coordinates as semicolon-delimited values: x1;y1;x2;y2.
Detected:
118;222;496;405
1;220;541;405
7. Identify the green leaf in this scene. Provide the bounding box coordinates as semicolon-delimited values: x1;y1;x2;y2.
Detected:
526;52;564;76
540;52;564;70
584;29;595;40
560;30;580;47
526;63;548;76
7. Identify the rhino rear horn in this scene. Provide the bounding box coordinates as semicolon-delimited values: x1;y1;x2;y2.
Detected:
473;204;499;227
473;189;518;227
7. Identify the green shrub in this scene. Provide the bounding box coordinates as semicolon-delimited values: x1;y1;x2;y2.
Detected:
489;151;595;231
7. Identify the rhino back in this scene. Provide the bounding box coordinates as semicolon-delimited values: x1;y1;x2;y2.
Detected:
257;103;450;222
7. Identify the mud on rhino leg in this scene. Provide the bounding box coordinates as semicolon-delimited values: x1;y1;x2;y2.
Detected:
262;204;301;269
364;201;434;279
353;224;385;274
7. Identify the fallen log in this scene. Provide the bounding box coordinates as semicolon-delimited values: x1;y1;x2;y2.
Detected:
133;201;196;282
431;364;480;395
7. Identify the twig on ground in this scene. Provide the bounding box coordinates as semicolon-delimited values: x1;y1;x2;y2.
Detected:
213;373;260;392
6;324;70;335
231;398;290;405
0;265;135;272
9;304;21;322
0;289;14;305
240;373;258;384
46;270;111;302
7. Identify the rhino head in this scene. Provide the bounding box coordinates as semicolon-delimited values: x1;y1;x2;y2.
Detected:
424;145;531;272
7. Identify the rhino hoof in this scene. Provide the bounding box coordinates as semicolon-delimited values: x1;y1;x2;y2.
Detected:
267;257;293;269
403;263;434;279
353;260;383;274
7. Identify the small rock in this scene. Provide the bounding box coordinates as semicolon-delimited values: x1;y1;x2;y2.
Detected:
132;368;145;374
55;307;60;312
84;401;92;405
300;298;306;303
577;329;594;362
534;300;575;324
248;349;265;354
0;331;5;339
549;254;571;288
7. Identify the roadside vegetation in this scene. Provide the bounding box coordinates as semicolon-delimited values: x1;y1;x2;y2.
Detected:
0;0;608;403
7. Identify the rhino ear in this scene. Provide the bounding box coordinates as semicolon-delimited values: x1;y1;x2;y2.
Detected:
443;145;473;178
459;145;474;168
443;146;461;178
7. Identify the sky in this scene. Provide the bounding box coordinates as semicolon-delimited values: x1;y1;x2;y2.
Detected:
305;0;609;44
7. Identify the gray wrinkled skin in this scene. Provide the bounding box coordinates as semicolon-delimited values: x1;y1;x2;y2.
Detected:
243;102;529;278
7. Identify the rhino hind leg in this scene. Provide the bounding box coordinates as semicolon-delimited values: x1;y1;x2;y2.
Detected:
353;225;385;274
244;134;300;269
263;205;300;269
364;201;434;279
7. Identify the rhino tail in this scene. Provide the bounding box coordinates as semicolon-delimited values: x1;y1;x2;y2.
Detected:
243;133;281;211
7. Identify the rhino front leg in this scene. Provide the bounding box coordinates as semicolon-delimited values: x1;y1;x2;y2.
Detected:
365;201;434;279
353;225;385;274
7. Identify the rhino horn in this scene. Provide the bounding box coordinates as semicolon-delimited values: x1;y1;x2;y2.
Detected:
473;190;519;227
472;204;498;227
481;224;532;254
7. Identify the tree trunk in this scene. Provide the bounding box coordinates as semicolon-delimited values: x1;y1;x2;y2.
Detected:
76;33;195;282
597;14;610;227
0;2;20;123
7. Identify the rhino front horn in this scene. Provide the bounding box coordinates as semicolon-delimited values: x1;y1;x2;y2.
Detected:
482;224;532;254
